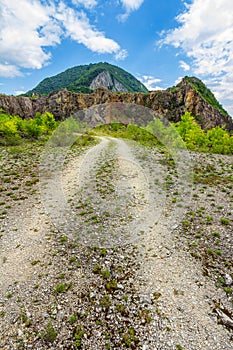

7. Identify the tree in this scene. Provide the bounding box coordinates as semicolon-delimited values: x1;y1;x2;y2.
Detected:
175;112;206;151
206;126;232;154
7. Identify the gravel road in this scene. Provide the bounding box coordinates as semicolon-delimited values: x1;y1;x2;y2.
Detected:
0;137;232;349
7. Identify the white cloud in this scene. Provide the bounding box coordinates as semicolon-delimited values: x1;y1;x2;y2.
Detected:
160;0;233;115
225;105;233;116
138;75;163;91
72;0;98;9
56;5;120;54
0;63;22;78
0;0;125;77
120;0;144;12
115;49;128;60
14;90;26;96
179;60;190;71
0;0;61;75
118;0;144;21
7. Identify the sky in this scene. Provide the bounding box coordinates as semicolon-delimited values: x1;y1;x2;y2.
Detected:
0;0;233;115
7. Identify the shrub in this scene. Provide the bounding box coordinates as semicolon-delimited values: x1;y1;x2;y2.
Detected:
0;111;57;144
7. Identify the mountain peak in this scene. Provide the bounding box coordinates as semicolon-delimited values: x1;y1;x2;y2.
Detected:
178;76;229;116
26;62;148;96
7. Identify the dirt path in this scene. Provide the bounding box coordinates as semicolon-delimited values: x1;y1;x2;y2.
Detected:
60;137;232;348
0;201;49;295
0;137;232;349
0;144;52;296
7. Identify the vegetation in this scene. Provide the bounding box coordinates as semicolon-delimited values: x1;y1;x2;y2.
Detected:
146;112;233;154
1;110;232;155
89;123;161;147
184;76;229;116
0;111;57;145
25;62;148;96
174;112;233;154
91;113;233;155
44;321;57;343
1;118;232;347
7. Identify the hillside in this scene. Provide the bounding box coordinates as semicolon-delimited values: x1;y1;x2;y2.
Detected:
25;62;148;95
178;76;229;116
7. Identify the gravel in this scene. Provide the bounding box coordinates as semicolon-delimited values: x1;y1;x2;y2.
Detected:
0;138;232;349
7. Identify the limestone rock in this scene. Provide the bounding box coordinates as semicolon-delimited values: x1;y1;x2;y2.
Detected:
0;81;233;130
90;71;128;92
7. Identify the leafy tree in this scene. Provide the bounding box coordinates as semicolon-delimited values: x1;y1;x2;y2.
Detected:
175;112;206;151
206;126;231;154
146;118;167;141
0;113;21;145
146;118;184;149
42;112;57;131
22;119;43;138
25;62;148;96
0;111;57;144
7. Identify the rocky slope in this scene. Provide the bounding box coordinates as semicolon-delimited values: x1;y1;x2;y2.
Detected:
89;71;128;92
0;78;233;130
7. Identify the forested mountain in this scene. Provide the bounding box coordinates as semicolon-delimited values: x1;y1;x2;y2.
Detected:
25;62;148;95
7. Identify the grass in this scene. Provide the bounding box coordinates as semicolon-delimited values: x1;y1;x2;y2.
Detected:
6;292;13;299
74;325;84;349
101;269;111;279
176;345;183;350
69;315;77;324
105;280;117;292
60;236;68;243
99;294;111;308
31;260;40;266
54;283;67;294
220;218;230;225
121;327;139;348
89;123;161;148
44;321;57;343
223;287;232;294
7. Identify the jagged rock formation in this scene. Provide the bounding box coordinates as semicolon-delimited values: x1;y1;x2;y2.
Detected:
89;71;128;92
1;79;233;130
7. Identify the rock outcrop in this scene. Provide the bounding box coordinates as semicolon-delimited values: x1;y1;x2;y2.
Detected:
90;71;128;92
1;81;233;130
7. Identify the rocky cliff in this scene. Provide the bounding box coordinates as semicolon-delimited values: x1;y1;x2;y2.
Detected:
1;79;233;130
89;71;128;92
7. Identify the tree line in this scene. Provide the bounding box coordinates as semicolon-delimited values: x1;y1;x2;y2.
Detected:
0;110;233;155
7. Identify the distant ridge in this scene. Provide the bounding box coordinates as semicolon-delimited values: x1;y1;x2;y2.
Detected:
25;62;148;95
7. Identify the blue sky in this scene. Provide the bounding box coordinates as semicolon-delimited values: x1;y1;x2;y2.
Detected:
0;0;233;115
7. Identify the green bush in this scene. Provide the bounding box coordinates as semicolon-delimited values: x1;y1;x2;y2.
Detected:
0;111;57;145
174;112;233;154
175;112;207;151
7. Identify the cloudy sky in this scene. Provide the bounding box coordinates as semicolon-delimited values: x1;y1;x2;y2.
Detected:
0;0;233;115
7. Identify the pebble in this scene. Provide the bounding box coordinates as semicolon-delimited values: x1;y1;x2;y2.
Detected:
225;274;232;286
